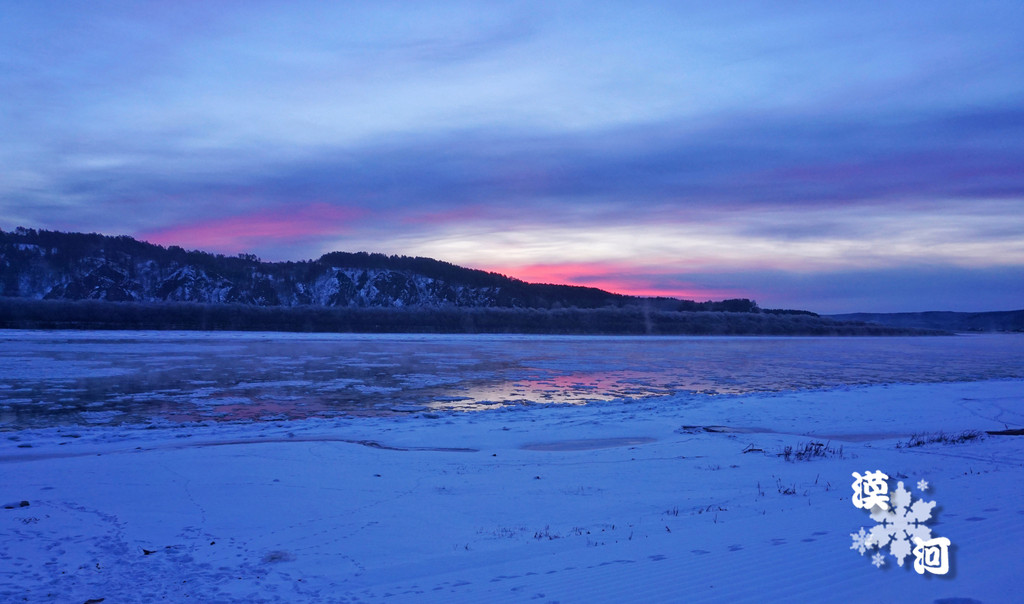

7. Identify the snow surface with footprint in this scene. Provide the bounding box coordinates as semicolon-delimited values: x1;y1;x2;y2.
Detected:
3;381;1023;602
1;332;1023;603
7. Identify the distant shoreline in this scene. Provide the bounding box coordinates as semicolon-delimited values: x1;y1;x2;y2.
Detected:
828;310;1024;333
0;297;946;336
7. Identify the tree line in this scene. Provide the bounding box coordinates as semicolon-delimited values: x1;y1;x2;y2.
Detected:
0;297;940;336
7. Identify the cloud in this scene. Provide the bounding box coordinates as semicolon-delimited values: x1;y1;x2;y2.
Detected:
27;103;1023;216
5;106;1023;275
138;203;366;257
486;262;739;301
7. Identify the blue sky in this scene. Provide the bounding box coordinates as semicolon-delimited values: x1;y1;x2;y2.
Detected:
2;1;1022;312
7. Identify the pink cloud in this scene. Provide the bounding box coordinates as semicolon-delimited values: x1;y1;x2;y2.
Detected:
138;203;366;254
489;262;736;301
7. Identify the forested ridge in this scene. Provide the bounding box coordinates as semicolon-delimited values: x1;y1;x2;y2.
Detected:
0;227;938;335
1;227;770;311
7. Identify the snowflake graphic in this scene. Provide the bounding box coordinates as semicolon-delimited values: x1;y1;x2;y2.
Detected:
872;552;886;568
850;527;873;555
867;481;936;567
917;479;929;492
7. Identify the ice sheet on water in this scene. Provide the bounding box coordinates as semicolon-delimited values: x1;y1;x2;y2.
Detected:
0;357;131;380
2;331;1023;428
397;373;465;386
79;410;126;423
351;384;402;394
199;397;255;407
312;379;363;392
228;380;312;390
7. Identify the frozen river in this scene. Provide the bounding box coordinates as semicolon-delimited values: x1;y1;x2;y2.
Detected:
1;330;1022;428
3;330;1024;602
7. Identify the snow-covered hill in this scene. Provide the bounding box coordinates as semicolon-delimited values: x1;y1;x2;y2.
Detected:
0;227;631;309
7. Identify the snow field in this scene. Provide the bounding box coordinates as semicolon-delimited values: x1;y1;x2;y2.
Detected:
1;380;1022;602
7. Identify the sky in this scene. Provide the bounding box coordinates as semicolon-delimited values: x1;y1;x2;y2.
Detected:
2;1;1022;313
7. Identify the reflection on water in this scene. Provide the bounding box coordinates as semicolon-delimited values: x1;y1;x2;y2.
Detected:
1;330;1022;428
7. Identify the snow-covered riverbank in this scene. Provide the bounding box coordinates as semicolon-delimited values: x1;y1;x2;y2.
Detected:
3;379;1022;602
